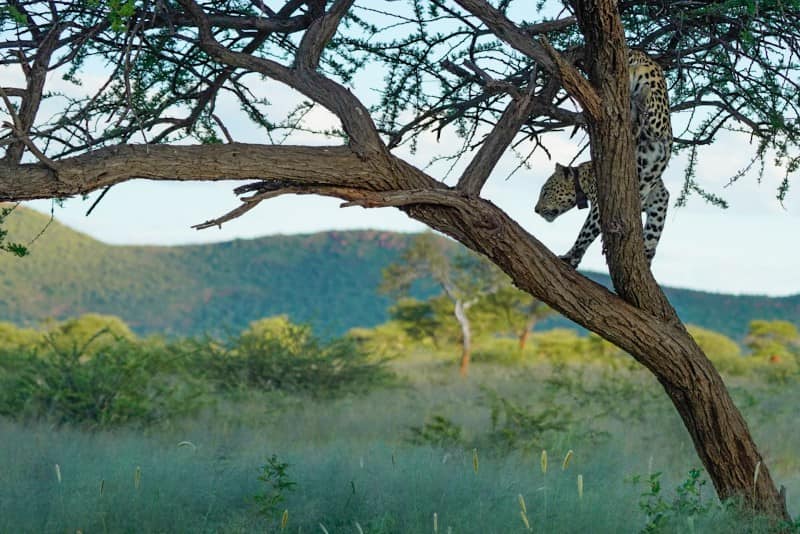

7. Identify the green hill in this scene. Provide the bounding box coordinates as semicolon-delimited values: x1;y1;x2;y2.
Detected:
1;206;798;338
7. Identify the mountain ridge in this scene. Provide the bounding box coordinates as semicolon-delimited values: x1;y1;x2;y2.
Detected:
1;206;797;338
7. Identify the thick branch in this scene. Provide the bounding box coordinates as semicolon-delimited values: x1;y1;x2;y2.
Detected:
457;88;539;196
177;0;385;157
0;144;425;201
295;0;354;70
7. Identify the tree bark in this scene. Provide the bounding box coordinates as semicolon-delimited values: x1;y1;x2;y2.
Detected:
568;0;788;519
518;316;536;351
454;299;472;377
518;327;530;351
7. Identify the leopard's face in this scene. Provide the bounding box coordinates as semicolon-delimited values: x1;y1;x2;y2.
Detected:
534;164;577;222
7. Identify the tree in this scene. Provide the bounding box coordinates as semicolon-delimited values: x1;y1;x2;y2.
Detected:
1;0;796;518
473;286;553;350
388;296;452;349
381;232;503;375
745;320;800;363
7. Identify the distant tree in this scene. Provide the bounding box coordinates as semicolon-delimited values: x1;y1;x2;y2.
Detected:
0;321;42;350
686;325;746;375
745;320;800;363
474;286;553;350
382;233;504;375
387;297;451;349
46;314;136;357
239;315;313;355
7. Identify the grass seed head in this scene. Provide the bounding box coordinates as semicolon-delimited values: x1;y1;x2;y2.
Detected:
472;448;479;474
281;509;289;530
54;463;61;484
562;450;573;470
433;512;438;532
541;449;548;474
520;510;532;531
578;474;584;499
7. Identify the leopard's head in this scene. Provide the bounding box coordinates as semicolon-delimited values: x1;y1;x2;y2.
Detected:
534;163;578;222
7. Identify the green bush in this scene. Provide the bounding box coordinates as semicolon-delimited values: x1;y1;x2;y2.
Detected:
0;338;203;428
193;316;395;397
530;329;590;364
471;337;533;365
0;321;42;350
407;414;465;449
44;313;137;357
347;322;411;358
480;388;573;455
686;325;749;375
745;321;800;379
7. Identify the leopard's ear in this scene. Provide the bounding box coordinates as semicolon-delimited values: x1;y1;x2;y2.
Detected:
555;162;565;172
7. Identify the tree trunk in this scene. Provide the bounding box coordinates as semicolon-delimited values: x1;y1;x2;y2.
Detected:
567;0;789;519
454;299;472;377
518;317;536;350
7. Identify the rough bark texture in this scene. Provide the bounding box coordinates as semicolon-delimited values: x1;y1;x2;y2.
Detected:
569;0;788;519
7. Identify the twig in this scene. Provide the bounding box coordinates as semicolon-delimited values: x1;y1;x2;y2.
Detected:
0;87;61;172
211;113;234;143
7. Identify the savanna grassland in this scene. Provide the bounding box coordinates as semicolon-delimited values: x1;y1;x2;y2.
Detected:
0;314;798;533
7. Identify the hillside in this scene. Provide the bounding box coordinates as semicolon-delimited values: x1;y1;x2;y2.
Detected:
1;206;797;338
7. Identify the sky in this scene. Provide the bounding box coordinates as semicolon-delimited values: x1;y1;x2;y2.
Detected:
9;3;800;298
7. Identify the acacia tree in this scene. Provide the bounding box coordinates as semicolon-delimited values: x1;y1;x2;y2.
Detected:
473;286;553;350
381;232;504;376
1;0;798;519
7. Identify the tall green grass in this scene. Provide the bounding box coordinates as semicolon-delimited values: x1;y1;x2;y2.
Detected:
1;357;796;533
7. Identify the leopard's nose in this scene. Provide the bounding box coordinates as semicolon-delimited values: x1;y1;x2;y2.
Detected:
535;206;557;222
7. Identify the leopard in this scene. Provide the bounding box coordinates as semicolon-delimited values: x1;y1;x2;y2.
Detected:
534;49;673;268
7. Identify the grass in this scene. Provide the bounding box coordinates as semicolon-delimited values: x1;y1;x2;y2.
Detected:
0;355;797;533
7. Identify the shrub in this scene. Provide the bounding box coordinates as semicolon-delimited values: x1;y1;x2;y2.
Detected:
0;338;203;428
530;329;589;364
480;388;573;454
471;338;533;365
0;321;42;350
254;454;296;523
44;313;137;358
686;325;748;375
745;321;800;378
197;316;395;397
629;469;713;533
407;414;465;449
347;322;411;358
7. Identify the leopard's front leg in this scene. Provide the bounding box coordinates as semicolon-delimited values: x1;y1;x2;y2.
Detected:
560;203;601;268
